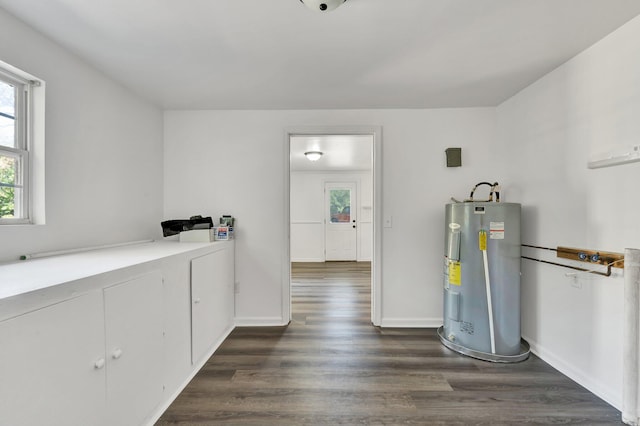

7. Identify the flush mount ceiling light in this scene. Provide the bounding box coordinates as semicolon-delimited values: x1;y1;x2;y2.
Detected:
304;151;323;161
299;0;347;12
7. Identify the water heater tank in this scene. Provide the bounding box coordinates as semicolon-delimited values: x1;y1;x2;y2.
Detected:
437;202;530;362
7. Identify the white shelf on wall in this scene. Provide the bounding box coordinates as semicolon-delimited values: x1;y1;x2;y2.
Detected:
588;145;640;169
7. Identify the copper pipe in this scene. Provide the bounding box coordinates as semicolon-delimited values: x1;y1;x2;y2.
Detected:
521;255;612;277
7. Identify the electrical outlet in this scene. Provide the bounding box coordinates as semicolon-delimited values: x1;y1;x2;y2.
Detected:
571;275;582;289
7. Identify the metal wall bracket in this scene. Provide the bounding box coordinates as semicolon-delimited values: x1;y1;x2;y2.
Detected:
556;246;624;269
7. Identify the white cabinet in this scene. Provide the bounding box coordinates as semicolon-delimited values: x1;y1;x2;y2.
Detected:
0;273;164;426
104;272;164;425
191;247;234;365
0;292;106;426
0;241;235;426
161;260;192;396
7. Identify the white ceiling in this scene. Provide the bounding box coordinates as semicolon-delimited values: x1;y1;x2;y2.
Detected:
290;135;372;172
2;0;640;110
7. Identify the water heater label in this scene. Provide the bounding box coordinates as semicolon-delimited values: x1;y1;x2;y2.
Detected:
478;230;487;251
449;262;461;286
490;222;505;239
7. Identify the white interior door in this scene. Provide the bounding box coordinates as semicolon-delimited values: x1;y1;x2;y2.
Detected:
325;181;357;261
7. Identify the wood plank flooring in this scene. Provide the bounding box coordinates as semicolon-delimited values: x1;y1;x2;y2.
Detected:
157;261;621;425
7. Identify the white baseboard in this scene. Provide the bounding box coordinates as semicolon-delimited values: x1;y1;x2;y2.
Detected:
234;316;288;327
147;324;235;426
524;334;621;411
380;317;442;328
290;258;324;262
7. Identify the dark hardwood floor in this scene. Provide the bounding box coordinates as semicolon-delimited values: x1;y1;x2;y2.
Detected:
157;261;621;425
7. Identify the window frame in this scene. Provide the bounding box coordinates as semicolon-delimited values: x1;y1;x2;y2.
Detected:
0;65;35;225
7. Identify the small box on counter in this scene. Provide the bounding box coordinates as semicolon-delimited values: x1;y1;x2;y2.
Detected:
213;226;233;241
219;215;235;226
179;229;215;242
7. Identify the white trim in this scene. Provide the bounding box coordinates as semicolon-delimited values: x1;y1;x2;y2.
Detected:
283;132;292;324
291;258;325;262
623;248;640;425
0;74;29;222
380;318;444;328
293;169;372;174
0;149;29;224
372;126;382;326
0;62;40;86
588;145;640;169
285;125;382;326
234;316;288;327
0;59;45;225
524;334;621;411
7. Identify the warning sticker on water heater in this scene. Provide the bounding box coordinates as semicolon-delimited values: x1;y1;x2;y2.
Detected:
489;222;505;239
449;262;461;286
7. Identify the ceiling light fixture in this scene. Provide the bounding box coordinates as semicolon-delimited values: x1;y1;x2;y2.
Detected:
299;0;347;12
304;151;323;161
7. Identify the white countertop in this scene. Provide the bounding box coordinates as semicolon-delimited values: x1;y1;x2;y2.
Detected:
0;240;226;301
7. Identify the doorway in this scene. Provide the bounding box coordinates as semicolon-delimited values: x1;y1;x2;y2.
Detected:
285;127;381;326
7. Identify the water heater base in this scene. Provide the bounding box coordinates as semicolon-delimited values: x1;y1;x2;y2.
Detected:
437;326;530;363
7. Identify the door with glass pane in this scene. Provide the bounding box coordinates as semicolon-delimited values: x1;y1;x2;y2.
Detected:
325;182;357;261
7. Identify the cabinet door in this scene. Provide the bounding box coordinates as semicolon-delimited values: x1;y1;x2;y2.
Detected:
162;261;192;396
0;292;106;426
191;248;233;364
104;272;164;426
215;245;234;329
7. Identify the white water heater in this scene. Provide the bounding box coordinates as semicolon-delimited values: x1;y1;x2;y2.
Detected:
437;186;529;362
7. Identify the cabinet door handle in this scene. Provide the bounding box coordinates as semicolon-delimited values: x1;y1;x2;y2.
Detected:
193;298;201;304
94;358;106;369
112;348;123;360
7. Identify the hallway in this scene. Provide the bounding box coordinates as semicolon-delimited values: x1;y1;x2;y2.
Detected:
157;262;620;425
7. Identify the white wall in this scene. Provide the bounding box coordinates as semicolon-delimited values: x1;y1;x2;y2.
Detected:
5;0;633;408
497;14;640;409
164;12;640;399
0;9;164;262
164;108;499;326
290;171;372;262
4;0;637;411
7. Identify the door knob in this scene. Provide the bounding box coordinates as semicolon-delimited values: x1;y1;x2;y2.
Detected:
112;348;123;360
94;358;105;369
353;225;356;228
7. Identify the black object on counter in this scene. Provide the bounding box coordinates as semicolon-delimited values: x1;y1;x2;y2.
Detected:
161;215;213;237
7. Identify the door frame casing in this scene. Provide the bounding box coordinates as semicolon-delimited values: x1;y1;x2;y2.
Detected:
283;126;382;326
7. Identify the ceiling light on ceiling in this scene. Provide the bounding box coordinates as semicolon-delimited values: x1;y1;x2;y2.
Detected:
304;151;323;161
299;0;347;12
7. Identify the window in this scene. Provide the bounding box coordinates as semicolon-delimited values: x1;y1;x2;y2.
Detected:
329;189;351;223
0;62;42;224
